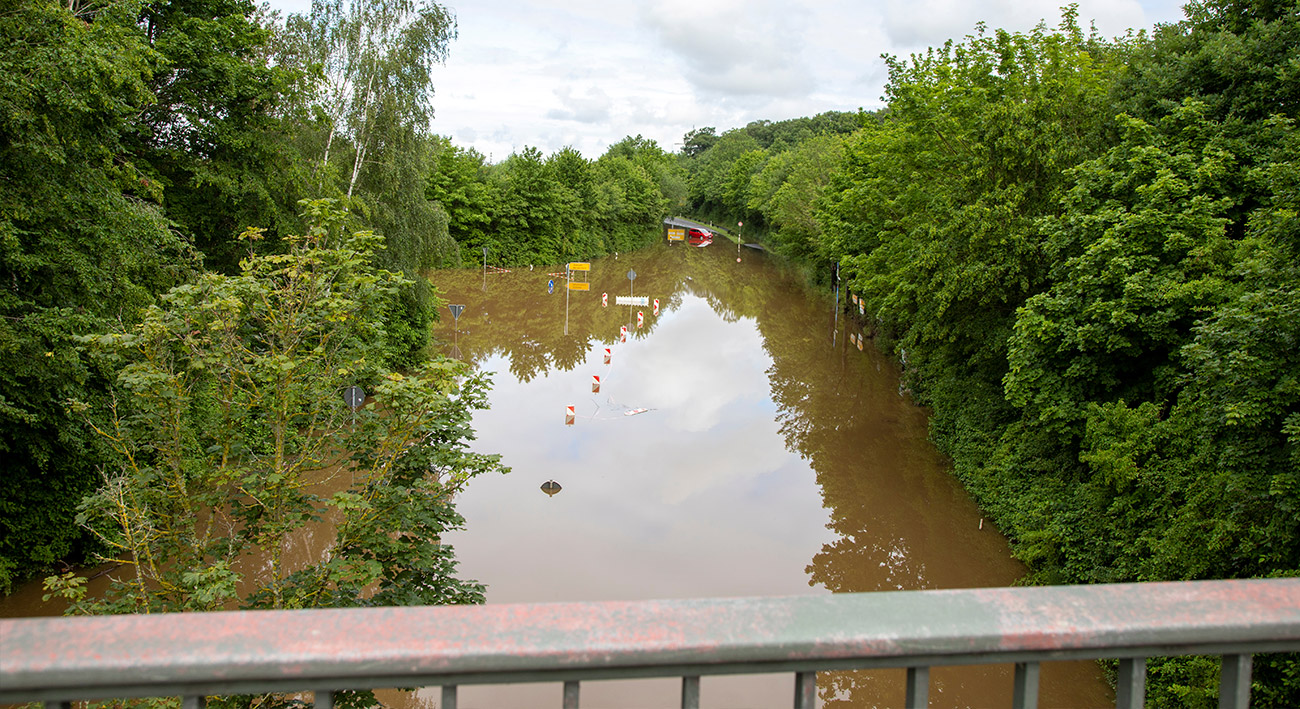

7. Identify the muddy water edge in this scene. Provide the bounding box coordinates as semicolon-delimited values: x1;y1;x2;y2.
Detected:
2;240;1112;708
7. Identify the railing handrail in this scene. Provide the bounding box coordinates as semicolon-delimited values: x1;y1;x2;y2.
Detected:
3;578;1298;704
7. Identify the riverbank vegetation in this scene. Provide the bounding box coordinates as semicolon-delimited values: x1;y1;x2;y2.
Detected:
674;1;1298;704
58;200;506;619
3;0;1296;703
0;0;682;596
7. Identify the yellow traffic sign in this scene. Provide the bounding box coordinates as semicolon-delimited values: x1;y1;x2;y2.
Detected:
568;262;591;271
667;228;685;241
567;282;590;291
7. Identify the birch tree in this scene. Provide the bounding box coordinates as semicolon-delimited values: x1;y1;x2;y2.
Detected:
295;0;455;196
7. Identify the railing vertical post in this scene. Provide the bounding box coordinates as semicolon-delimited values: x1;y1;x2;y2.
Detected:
681;675;700;709
441;685;458;709
313;690;334;709
181;696;206;709
1116;658;1146;709
905;666;929;708
563;680;580;709
793;671;816;709
1219;655;1252;709
1013;662;1039;709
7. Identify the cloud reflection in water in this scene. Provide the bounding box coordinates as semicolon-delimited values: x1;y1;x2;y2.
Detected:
447;292;830;605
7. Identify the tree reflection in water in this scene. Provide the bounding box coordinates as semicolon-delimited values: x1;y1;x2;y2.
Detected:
426;242;1112;708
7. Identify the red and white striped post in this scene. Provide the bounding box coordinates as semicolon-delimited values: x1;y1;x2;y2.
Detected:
592;375;601;393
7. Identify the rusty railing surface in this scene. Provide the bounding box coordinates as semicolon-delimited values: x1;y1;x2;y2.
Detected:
2;578;1299;709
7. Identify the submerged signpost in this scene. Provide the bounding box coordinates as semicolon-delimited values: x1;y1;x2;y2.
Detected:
627;269;637;332
344;385;365;429
565;262;591;335
448;304;465;359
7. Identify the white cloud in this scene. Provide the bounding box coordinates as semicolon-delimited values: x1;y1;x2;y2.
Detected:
641;0;816;99
547;85;614;123
263;0;1189;161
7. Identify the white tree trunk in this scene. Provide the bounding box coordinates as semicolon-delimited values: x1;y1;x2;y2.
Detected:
346;61;378;197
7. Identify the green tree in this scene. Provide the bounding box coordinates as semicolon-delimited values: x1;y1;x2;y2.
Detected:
721;149;767;226
491;147;568;265
0;0;196;591
681;126;719;158
592;155;665;253
685;128;760;217
606;135;687;214
760;134;847;264
290;0;456;198
426;136;498;256
547;146;599;259
66;200;504;615
812;4;1300;701
1005;104;1237;448
134;0;307;273
822;11;1129;404
276;0;461;364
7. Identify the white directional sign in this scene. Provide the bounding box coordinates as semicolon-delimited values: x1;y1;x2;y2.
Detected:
615;296;649;306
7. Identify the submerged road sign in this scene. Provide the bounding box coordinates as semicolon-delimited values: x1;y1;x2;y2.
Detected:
448;304;465;321
568;262;591;271
615;296;649;306
344;385;365;411
567;282;590;291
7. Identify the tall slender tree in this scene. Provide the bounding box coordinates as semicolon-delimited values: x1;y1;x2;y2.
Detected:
291;0;456;197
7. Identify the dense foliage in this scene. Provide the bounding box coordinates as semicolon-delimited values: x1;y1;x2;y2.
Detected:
426;135;685;267
53;200;504;617
676;1;1299;704
0;0;196;590
6;0;1297;700
0;0;681;590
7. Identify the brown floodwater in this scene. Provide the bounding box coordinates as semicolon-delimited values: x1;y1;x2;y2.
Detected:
1;240;1113;708
419;241;1112;707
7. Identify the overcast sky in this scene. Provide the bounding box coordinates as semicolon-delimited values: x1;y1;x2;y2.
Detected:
263;0;1190;162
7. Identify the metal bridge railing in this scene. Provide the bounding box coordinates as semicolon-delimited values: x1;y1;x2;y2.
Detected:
3;578;1298;709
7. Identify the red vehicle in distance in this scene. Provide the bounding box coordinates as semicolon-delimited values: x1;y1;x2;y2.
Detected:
687;228;713;246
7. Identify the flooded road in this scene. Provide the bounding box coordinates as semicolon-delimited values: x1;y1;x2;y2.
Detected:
423;241;1112;708
0;240;1111;707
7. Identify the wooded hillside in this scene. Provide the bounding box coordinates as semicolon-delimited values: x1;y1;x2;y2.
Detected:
675;2;1299;704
